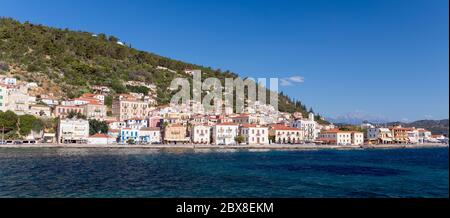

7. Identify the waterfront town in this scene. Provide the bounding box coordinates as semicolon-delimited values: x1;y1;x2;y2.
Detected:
0;73;448;147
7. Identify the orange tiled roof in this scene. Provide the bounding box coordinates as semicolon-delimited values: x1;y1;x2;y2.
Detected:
270;124;299;131
321;129;353;134
216;122;238;126
89;133;113;138
241;124;266;128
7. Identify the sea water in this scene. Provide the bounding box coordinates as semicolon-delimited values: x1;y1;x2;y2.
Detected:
0;147;447;197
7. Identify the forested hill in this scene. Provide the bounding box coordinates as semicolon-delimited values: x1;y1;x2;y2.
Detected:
0;18;325;121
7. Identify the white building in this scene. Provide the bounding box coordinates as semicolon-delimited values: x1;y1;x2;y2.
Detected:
107;129;120;141
431;135;448;144
27;104;52;117
318;129;356;145
61;98;91;106
351;132;364;145
120;128;140;144
1;77;16;85
108;121;126;130
57;118;89;144
360;123;375;129
240;124;269;145
269;124;303;144
0;84;7;111
191;125;211;144
407;129;420;144
39;96;59;106
83;103;107;120
119;127;160;144
292;113;317;141
91;85;111;94
367;127;394;144
125;118;148;129
139;127;161;144
1;84;36;115
80;93;105;104
88;133;116;145
418;128;432;143
212;123;239;145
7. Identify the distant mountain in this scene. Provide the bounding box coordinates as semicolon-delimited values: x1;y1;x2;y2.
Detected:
328;111;448;135
386;119;449;136
326;111;391;125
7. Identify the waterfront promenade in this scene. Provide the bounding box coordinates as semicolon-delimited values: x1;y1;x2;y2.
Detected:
1;143;447;150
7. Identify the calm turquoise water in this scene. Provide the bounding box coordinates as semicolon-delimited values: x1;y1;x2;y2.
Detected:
0;147;448;198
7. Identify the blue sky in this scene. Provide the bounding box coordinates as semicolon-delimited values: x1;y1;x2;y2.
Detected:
1;0;448;121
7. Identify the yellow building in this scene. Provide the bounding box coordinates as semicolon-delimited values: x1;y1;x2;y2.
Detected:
390;126;412;144
112;94;150;121
164;124;190;144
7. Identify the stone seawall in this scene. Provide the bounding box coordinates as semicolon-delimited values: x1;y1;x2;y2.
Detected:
0;143;448;150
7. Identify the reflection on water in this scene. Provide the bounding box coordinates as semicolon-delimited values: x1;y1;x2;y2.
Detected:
247;149;271;152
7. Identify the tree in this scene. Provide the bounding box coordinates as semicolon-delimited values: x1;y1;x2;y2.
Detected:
108;36;119;43
110;79;127;93
32;118;45;133
126;85;149;95
17;114;38;136
67;111;86;119
235;135;245;144
0;110;18;130
89;119;108;135
41;118;58;133
104;95;113;107
97;33;107;41
126;138;135;145
268;135;276;144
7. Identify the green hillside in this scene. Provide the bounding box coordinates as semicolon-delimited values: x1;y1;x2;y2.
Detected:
0;18;326;122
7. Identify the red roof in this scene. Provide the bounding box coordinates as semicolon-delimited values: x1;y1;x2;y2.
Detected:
89;133;113;138
321;129;352;134
241;124;266;128
270;124;299;131
216;122;238;126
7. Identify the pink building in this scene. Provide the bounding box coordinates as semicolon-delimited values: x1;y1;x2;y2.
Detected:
54;105;85;118
148;116;162;128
